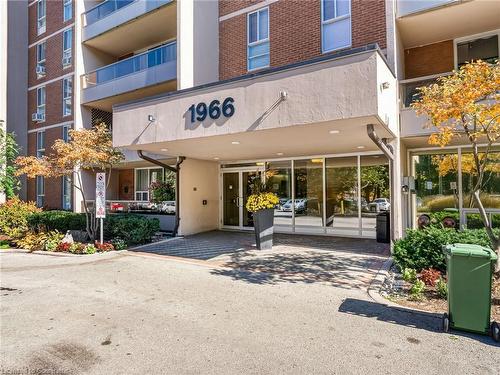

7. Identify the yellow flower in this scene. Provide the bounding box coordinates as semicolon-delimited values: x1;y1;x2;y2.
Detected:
246;192;279;213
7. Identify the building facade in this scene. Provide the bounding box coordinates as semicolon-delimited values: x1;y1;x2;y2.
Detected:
4;0;500;239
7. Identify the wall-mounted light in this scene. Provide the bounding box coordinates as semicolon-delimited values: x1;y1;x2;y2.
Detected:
148;115;155;122
280;90;288;100
380;82;390;90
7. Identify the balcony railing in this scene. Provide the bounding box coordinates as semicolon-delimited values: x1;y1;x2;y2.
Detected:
82;42;176;89
84;0;135;26
400;72;451;108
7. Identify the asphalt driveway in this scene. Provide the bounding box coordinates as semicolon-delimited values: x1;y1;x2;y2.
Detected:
1;248;499;375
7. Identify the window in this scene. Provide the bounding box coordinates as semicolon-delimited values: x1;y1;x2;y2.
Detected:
36;42;46;76
36;176;45;207
36;131;45;158
62;176;72;210
37;0;46;35
135;168;164;201
321;0;351;53
247;8;269;71
456;34;499;67
62;124;71;142
62;77;72;116
62;28;73;67
36;86;46;120
63;0;72;22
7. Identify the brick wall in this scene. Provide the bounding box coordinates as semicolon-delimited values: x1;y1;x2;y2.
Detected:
118;170;135;201
404;40;454;79
28;0;73;45
219;0;387;80
29;27;74;87
28;79;74;131
26;128;65;209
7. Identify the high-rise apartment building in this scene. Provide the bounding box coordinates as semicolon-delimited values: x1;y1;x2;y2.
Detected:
3;0;499;239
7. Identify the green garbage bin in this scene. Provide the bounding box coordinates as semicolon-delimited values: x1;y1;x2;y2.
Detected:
442;243;499;342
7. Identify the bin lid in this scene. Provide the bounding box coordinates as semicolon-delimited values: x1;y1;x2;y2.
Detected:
444;243;498;260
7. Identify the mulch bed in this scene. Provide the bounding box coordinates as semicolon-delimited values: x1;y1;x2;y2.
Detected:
381;265;500;322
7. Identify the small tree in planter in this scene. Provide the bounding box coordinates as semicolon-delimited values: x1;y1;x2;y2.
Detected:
412;60;500;273
15;123;123;241
246;177;279;250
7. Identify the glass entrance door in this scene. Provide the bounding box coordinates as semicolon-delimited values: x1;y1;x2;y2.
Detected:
222;169;262;229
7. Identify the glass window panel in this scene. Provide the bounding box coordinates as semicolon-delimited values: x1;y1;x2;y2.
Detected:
360;155;390;234
323;0;335;21
259;9;268;40
336;0;350;16
135;169;149;192
223;172;239;226
249;42;270;57
323;17;351;52
149;168;163;184
63;0;72;21
461;152;500;211
294;159;324;227
63;29;72;51
248;12;258;43
248;53;269;70
457;35;498;67
414;153;459;222
325;156;359;234
266;161;292;227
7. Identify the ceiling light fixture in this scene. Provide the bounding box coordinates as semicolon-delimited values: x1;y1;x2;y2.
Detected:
276;152;284;156
329;130;340;134
214;157;220;160
160;148;168;152
357;146;365;149
231;141;240;145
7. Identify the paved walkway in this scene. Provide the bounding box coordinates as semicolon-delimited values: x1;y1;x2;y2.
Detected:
1;250;498;374
131;231;390;290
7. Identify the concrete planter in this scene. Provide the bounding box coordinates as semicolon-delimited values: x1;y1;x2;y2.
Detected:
253;208;274;250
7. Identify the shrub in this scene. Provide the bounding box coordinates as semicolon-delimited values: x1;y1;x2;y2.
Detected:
409;279;426;300
14;231;48;251
436;277;448;299
104;214;160;245
0;197;41;239
43;231;64;251
56;242;71;252
427;211;500;229
69;242;85;254
28;210;86;233
402;268;417;283
84;244;97;254
111;238;127;250
95;242;114;252
393;227;499;272
419;268;441;287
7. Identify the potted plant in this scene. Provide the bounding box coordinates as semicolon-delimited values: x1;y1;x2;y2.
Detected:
246;177;279;250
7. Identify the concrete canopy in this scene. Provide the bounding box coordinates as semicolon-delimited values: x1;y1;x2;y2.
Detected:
112;47;397;162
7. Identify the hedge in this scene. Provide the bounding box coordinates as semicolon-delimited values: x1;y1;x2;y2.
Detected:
393;227;499;272
427;211;500;229
104;214;160;245
27;210;87;233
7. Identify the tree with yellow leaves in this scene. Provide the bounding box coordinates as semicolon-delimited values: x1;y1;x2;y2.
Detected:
413;60;500;272
15;123;123;241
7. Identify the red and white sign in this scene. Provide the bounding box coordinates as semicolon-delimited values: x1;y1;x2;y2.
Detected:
96;172;106;219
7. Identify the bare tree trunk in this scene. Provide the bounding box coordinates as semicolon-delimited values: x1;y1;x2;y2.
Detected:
473;191;500;274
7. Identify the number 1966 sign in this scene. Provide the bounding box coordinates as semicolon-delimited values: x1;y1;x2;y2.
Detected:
188;97;235;123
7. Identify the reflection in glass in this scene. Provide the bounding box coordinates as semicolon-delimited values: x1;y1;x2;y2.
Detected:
414;153;459;215
294;159;324;227
461;152;500;210
223;173;239;226
361;155;390;234
325;156;358;234
266;161;292;227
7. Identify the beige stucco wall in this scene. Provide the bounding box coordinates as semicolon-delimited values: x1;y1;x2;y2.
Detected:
178;158;219;236
113;50;397;149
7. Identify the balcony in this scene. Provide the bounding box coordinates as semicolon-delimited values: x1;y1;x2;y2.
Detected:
397;0;500;48
82;0;176;57
81;42;177;109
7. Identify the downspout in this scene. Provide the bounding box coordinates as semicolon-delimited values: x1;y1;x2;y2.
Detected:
366;124;396;245
137;151;185;236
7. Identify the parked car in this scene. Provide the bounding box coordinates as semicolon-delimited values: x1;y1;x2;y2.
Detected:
368;198;390;212
159;201;176;214
281;199;307;214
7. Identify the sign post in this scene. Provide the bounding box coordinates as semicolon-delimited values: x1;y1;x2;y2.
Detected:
96;173;106;245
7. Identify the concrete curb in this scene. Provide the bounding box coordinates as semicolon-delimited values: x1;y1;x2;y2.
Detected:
1;248;127;258
368;257;443;318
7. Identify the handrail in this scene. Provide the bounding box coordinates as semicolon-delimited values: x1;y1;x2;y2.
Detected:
82;41;176;88
83;0;136;26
